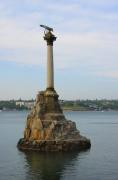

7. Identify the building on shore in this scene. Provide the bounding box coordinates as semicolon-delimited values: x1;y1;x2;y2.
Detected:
15;100;35;109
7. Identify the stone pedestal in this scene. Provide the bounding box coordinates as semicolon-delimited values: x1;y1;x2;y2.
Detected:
17;89;91;151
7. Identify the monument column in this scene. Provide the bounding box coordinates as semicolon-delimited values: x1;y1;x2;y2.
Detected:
44;31;56;90
17;25;91;152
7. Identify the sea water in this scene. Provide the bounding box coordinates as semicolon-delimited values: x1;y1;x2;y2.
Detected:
0;110;118;180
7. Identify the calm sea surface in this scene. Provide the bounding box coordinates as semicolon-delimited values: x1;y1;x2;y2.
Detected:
0;110;118;180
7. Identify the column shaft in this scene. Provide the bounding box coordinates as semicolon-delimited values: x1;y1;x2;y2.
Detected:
47;45;54;89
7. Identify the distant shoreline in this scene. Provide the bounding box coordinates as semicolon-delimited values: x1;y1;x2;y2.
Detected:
62;107;118;112
1;99;118;111
0;109;118;112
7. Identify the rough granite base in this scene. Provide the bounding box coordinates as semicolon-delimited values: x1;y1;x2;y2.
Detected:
17;89;91;152
17;138;91;152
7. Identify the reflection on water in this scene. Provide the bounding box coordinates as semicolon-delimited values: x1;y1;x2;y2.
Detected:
22;151;89;180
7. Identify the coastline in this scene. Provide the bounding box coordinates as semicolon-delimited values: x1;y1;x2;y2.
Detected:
0;109;118;112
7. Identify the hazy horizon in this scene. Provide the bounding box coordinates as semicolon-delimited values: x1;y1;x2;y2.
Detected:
1;97;118;101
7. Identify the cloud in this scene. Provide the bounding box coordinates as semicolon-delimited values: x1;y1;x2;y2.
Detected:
0;0;118;72
96;71;118;78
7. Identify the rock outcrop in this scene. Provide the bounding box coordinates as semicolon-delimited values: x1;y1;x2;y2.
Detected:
17;89;91;151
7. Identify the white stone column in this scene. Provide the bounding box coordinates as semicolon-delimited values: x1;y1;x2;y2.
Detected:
43;31;56;90
47;45;54;89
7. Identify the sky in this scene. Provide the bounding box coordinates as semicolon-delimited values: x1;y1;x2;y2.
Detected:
0;0;118;100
